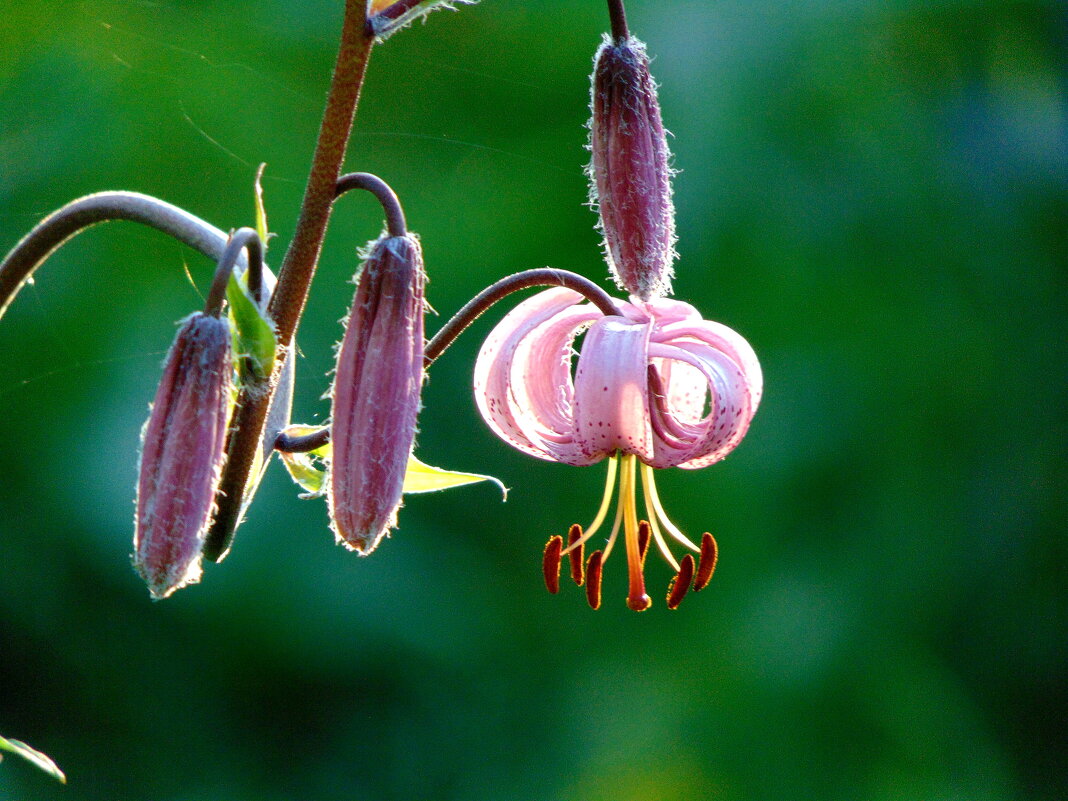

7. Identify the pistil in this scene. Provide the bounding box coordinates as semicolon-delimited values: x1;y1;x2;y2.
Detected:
620;454;652;611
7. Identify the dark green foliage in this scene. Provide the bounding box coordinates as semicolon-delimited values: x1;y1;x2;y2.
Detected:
0;1;1063;798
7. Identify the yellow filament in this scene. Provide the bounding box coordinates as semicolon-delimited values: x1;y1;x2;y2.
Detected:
602;455;634;561
641;463;700;552
640;468;681;571
562;455;618;555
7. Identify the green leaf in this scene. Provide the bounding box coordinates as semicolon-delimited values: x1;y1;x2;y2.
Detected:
279;450;326;498
276;425;506;501
0;735;66;784
402;455;507;498
226;268;277;384
253;163;269;246
277;425;329;498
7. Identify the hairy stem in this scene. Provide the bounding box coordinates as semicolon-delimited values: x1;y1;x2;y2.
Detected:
204;228;265;317
204;0;374;561
335;172;407;237
275;427;330;454
607;0;629;41
0;192;243;321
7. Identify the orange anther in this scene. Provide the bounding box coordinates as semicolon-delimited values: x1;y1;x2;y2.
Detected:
542;536;563;594
667;553;695;610
694;532;718;592
585;550;604;610
567;524;585;586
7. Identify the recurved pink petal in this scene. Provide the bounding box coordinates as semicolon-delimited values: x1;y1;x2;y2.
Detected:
473;288;585;461
573;317;654;463
659;318;764;411
646;341;755;469
624;296;699;328
508;303;601;465
651;351;707;427
135;312;232;599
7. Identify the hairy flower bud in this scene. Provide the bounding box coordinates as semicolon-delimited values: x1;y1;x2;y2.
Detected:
589;34;676;300
135;312;232;599
328;233;425;554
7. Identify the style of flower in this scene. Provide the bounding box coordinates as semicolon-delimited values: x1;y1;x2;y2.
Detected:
474;287;762;610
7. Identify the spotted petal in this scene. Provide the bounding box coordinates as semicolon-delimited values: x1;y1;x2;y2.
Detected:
474;287;588;461
659;318;763;411
647;340;755;469
508;303;601;465
573;317;655;463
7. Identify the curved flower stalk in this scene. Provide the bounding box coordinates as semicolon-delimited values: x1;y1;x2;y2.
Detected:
135;312;233;599
474;287;762;610
368;0;480;40
328;231;426;554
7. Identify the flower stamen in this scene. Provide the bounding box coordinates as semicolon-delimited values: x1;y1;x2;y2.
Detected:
567;524;585;586
636;520;651;566
542;536;563;594
641;462;701;552
562;454;619;555
666;553;695;610
643;510;681;572
693;532;718;592
585;550;604;610
639;465;679;568
601;479;626;561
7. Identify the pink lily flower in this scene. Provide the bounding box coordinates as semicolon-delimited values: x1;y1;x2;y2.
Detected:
474;287;762;611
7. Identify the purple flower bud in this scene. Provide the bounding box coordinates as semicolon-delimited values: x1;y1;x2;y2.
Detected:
328;233;425;554
589;34;676;300
135;312;233;599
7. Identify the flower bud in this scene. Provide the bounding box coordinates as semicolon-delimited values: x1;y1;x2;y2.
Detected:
134;312;233;599
328;233;425;554
589;35;676;300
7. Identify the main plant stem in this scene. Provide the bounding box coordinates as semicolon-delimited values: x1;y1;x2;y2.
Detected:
205;0;374;560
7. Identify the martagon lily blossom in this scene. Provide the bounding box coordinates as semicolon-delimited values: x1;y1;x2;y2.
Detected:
468;8;763;611
474;287;762;610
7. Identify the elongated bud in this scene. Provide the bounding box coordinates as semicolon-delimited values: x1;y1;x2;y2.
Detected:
135;312;233;599
589;34;676;300
328;232;425;554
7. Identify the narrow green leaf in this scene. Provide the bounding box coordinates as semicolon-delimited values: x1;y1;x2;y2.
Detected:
277;426;505;501
402;456;507;498
279;450;325;498
278;425;329;498
253;163;269;246
226;269;277;383
0;735;66;784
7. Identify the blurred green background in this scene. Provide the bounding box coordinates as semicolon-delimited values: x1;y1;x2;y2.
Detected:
0;1;1064;799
